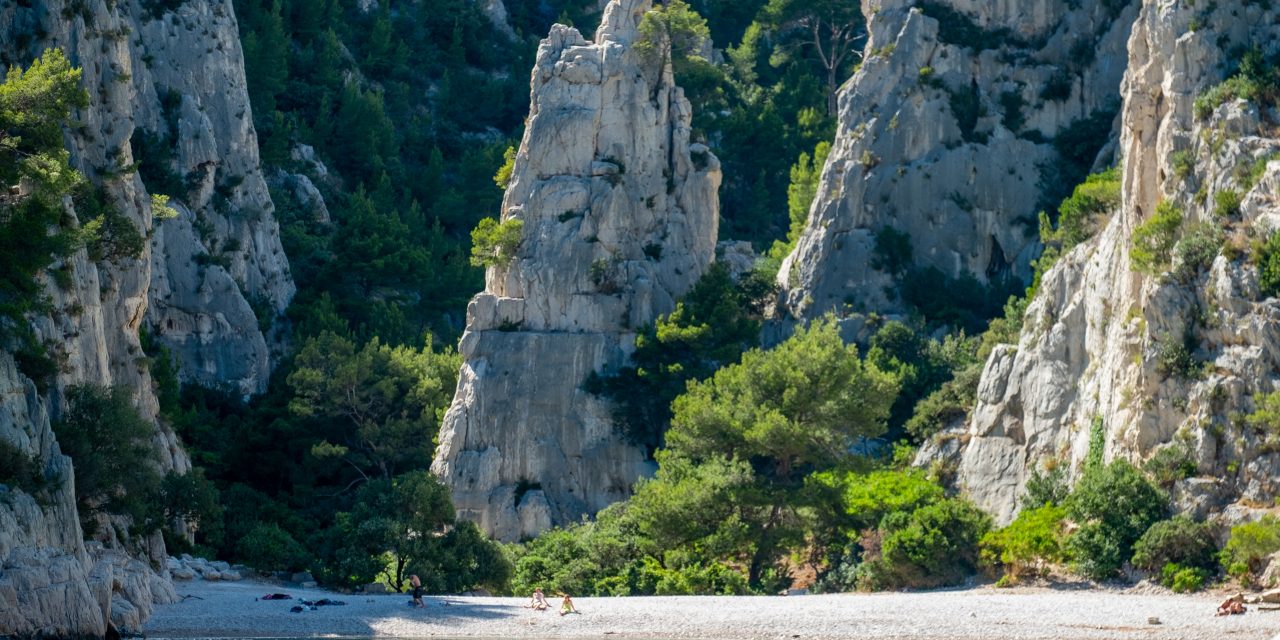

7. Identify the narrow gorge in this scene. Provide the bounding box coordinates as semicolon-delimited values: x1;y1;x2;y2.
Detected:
4;0;1280;635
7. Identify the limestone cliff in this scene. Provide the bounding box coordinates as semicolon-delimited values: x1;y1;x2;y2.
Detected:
947;0;1280;525
1;0;293;634
779;0;1136;321
134;1;295;396
431;0;722;541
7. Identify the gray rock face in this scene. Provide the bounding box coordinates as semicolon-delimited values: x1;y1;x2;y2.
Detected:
432;0;721;541
0;0;295;634
0;355;175;638
131;0;295;396
949;0;1280;525
779;0;1135;320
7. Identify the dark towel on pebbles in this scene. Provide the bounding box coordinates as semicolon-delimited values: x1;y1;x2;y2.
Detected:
260;593;292;600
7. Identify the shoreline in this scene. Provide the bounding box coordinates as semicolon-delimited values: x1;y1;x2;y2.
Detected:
142;579;1280;640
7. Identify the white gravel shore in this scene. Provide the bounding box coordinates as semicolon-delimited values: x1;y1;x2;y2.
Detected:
143;579;1280;640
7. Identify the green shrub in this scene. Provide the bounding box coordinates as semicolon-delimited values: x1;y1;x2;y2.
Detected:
979;505;1068;582
493;145;516;189
858;499;992;590
1214;189;1243;218
1171;223;1222;283
1131;201;1183;274
1220;516;1280;580
1245;391;1280;436
1162;563;1209;592
1022;464;1070;508
0;438;47;495
236;523;312;572
1142;444;1197;488
1171;150;1195;180
1131;516;1218;572
1065;460;1167;580
1043;168;1122;251
871;226;913;276
1255;232;1280;298
816;468;945;531
1154;332;1202;381
1193;49;1280;121
469;217;524;267
52;385;164;534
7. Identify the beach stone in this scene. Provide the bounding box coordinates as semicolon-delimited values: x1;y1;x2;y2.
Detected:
201;570;221;581
220;570;241;582
301;581;318;589
170;568;196;581
1259;553;1280;589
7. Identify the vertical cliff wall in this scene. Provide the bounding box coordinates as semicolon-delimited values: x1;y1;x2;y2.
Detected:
778;0;1135;321
432;0;722;541
948;0;1280;525
0;0;293;634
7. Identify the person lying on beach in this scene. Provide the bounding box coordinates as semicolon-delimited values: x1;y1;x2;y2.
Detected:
411;574;425;608
529;587;548;611
1216;595;1246;616
558;593;579;616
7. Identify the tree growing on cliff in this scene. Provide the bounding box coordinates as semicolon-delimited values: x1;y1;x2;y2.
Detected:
761;0;865;115
0;48;89;386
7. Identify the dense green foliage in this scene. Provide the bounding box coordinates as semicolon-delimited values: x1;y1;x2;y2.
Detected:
0;50;90;387
469;217;524;268
589;263;770;452
1221;516;1280;581
1064;461;1168;580
1255;231;1280;299
1039;168;1121;252
1194;48;1280;120
979;505;1068;584
515;319;921;594
14;0;1248;600
1131;516;1218;576
51;385;221;546
1131;201;1184;275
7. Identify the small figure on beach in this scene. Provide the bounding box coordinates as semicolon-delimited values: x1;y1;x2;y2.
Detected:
410;574;425;608
529;587;549;611
559;593;579;616
1216;594;1246;616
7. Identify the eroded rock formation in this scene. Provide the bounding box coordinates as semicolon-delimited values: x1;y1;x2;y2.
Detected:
0;0;293;634
946;0;1280;525
779;0;1136;320
432;0;722;541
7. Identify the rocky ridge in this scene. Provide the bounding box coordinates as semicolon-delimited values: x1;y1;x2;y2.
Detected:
944;0;1280;526
0;0;294;635
431;0;722;541
779;0;1136;322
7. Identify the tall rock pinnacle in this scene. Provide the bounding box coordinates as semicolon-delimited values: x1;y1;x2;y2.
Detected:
431;0;722;541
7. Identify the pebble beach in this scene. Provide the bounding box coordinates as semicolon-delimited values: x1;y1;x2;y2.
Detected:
142;579;1280;640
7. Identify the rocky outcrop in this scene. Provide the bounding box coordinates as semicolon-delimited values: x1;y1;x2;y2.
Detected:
947;0;1280;525
1;0;294;634
432;0;722;541
0;354;176;638
133;0;295;396
779;0;1136;320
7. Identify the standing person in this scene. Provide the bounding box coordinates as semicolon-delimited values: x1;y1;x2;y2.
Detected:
529;587;548;611
410;574;425;608
559;593;579;616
